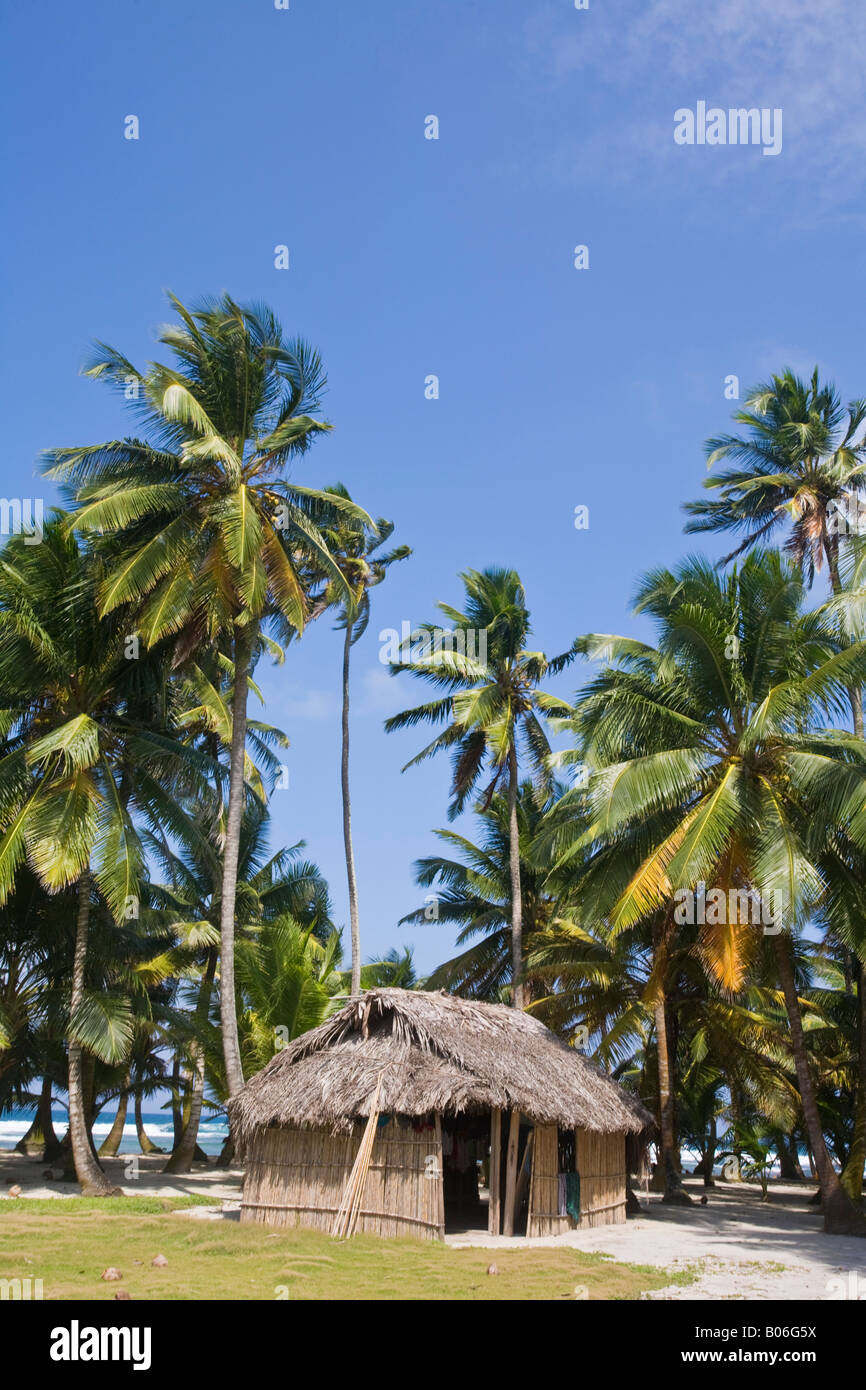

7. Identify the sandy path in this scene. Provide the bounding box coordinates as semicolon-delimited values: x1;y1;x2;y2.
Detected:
0;1150;243;1203
446;1179;866;1300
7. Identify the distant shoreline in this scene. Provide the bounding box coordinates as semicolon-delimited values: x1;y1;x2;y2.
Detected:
0;1111;229;1157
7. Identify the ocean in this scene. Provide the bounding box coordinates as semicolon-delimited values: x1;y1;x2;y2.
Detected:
0;1109;229;1156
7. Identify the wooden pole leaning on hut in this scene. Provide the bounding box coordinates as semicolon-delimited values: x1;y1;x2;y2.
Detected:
332;1073;384;1240
502;1109;521;1237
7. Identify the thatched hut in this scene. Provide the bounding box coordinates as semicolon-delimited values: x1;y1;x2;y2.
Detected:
229;989;651;1240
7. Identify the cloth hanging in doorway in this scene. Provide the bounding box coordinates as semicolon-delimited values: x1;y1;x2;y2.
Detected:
565;1172;581;1221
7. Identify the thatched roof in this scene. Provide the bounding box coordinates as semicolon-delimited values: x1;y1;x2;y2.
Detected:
229;989;652;1138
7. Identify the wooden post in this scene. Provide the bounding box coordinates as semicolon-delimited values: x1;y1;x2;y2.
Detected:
434;1113;446;1239
502;1109;520;1237
514;1127;534;1218
488;1108;502;1235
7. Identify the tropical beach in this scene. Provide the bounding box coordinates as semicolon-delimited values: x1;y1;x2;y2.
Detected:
1;1148;862;1301
2;0;866;1334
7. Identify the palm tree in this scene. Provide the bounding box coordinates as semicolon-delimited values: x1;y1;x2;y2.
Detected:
235;917;343;1077
813;545;866;1197
0;871;71;1161
385;568;575;1012
401;780;562;1002
812;854;866;1197
526;829;799;1199
683;368;866;730
558;550;866;1231
319;486;411;995
0;524;195;1193
352;947;419;991
45;293;372;1098
147;798;334;1170
686;375;866;1199
385;568;575;1236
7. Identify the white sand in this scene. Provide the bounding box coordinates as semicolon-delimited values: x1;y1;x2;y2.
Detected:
0;1150;243;1203
447;1179;866;1300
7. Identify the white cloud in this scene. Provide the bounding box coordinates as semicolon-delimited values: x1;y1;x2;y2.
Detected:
356;666;406;716
281;688;339;722
523;0;866;214
753;346;836;384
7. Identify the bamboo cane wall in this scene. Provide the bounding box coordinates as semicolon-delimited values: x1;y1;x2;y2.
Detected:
575;1127;627;1228
240;1119;445;1240
526;1125;627;1235
526;1124;572;1237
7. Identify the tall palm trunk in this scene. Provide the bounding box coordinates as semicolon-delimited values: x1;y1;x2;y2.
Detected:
650;917;688;1201
653;994;687;1201
134;1085;162;1154
170;1053;183;1147
841;960;866;1200
83;1054;102;1158
164;949;217;1174
341;622;362;996
68;871;115;1195
40;1074;62;1161
501;743;526;1233
507;742;524;1011
219;623;253;1099
824;535;864;1206
16;1074;60;1158
702;1117;717;1188
98;1073;130;1157
772;932;864;1232
826;539;864;737
777;1132;806;1181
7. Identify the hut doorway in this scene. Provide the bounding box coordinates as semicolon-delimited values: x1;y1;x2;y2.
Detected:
441;1112;536;1235
441;1113;491;1234
491;1115;535;1236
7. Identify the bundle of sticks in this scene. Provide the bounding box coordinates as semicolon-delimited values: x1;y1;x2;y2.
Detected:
331;1071;384;1240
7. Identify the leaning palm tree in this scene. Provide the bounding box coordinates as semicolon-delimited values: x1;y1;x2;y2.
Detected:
45;293;372;1098
0;525;197;1192
319;486;411;995
384;568;575;1012
558;550;866;1231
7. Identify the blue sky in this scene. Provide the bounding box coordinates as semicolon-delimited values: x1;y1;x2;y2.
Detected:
1;0;864;974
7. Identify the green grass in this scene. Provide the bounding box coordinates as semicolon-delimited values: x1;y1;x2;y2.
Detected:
0;1194;216;1217
0;1202;687;1300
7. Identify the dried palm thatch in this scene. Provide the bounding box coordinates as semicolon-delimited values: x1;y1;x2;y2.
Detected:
229;989;651;1139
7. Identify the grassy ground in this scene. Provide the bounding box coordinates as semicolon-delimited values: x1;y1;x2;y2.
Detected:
0;1199;691;1300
